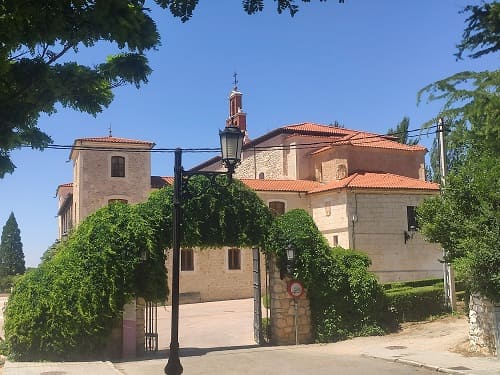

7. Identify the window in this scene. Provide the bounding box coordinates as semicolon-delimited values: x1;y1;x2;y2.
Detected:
407;206;418;231
181;249;194;271
111;156;125;177
332;235;339;247
108;199;128;204
258;172;265;179
228;248;241;270
269;201;285;216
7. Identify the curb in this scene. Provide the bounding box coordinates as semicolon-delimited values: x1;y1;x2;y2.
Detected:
362;354;480;375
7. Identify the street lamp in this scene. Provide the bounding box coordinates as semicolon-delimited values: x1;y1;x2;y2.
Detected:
165;126;244;375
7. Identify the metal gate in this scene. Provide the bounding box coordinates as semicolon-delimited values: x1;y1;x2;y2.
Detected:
253;247;263;344
144;301;158;352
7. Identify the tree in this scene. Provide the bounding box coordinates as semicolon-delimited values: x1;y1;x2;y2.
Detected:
0;0;343;178
417;1;499;301
0;212;26;275
387;116;419;145
455;1;500;60
418;150;499;302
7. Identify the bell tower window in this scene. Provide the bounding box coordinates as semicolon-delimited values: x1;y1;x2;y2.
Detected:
111;156;125;177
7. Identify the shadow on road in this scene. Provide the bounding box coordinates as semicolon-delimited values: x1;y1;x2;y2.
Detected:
115;344;263;363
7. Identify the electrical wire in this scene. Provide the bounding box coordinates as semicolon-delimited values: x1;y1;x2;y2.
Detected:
26;124;439;154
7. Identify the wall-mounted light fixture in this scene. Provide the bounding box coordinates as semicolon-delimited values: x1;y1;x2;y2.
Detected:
404;225;417;244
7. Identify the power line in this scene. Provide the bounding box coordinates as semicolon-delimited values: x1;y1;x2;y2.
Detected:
25;124;439;154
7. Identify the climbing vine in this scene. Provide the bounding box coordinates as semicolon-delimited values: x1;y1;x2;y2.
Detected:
265;209;393;342
3;178;271;360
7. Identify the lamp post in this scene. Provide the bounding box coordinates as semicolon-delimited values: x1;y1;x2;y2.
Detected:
165;126;244;375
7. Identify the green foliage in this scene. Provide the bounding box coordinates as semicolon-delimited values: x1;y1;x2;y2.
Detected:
0;0;341;178
182;177;273;249
0;212;26;275
418;151;500;302
0;274;22;293
387;116;419;145
384;285;449;322
4;202;162;360
382;278;443;290
264;209;393;342
455;2;500;60
4;179;270;360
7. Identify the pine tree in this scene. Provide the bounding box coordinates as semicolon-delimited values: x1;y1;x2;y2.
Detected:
0;212;26;275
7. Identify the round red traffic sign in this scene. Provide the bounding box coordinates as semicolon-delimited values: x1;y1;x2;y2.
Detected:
287;280;304;298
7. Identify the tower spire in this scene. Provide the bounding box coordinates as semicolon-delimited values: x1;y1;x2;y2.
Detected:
108;123;112;137
226;74;247;135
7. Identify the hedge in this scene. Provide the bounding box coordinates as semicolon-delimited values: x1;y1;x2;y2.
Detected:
385;285;449;322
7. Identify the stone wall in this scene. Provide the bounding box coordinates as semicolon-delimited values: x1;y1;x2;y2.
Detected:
469;294;499;355
269;258;312;345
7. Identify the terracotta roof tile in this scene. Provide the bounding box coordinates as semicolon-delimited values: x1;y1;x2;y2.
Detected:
74;136;155;147
309;172;439;193
311;132;426;154
282;123;356;136
240;179;322;192
151;176;173;188
56;182;73;197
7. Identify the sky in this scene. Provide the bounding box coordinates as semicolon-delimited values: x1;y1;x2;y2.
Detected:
0;0;498;267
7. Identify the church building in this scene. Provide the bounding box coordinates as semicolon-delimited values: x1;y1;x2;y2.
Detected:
57;85;442;303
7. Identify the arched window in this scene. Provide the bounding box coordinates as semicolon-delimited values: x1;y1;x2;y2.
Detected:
258;172;265;179
269;201;285;216
111;156;125;177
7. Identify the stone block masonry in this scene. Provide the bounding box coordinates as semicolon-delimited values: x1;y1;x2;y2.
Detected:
269;257;312;345
469;294;499;356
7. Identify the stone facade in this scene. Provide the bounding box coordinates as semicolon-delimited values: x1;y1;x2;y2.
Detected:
469;294;499;356
268;258;312;345
165;247;266;303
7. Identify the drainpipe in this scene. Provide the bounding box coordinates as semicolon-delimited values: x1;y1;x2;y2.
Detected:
351;191;358;249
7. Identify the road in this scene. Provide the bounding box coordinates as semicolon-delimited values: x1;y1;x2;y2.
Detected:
116;299;437;374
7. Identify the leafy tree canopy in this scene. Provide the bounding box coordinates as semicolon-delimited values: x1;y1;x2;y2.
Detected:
0;212;26;276
0;0;342;178
418;150;499;302
455;1;500;60
417;1;499;300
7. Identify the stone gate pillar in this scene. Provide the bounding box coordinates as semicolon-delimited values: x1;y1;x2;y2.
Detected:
269;257;312;345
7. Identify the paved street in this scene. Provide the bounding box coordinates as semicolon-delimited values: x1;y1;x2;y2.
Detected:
3;298;499;374
116;345;436;375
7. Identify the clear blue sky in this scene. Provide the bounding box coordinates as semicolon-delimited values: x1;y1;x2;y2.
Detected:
0;0;497;267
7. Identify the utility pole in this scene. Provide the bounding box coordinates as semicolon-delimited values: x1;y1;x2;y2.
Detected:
437;117;456;311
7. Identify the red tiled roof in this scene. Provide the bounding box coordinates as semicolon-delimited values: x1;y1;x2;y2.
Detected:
311;132;426;154
151;176;174;188
309;172;439;194
240;179;322;192
74;136;155;146
56;182;73;197
282;123;356;137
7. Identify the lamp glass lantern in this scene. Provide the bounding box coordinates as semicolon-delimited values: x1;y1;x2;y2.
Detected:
220;126;244;172
286;244;296;262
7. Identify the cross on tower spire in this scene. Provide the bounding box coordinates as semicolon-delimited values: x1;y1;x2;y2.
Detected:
108;123;112;137
232;72;238;90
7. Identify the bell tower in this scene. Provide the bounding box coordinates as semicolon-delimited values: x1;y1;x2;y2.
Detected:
226;73;247;134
